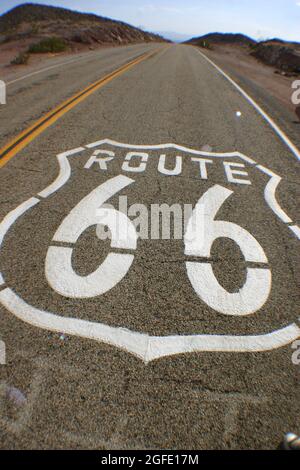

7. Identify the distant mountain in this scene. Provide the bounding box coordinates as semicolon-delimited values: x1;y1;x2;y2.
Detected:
186;33;256;46
0;3;167;47
155;31;190;43
259;38;300;48
185;31;300;74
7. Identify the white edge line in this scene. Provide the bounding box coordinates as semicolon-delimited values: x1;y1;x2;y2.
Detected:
0;273;4;286
196;48;300;162
6;44;160;86
0;197;40;249
6;50;106;86
0;288;299;363
257;165;292;224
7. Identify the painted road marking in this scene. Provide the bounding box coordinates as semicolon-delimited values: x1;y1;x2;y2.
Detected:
185;185;271;316
0;287;299;363
0;49;161;169
38;148;85;198
85;139;258;164
0;197;40;247
46;176;137;298
0;140;299;362
256;165;292;224
290;225;300;238
196;48;300;162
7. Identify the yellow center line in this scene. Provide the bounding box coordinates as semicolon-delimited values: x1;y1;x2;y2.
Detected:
0;47;164;168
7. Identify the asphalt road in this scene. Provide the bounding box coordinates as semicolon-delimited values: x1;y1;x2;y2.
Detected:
0;44;299;450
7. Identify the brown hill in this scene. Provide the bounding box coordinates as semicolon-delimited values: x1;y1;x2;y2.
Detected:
250;40;300;74
186;32;300;75
0;3;167;48
186;33;256;47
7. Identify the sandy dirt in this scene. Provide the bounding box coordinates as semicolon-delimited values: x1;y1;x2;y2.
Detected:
204;44;298;115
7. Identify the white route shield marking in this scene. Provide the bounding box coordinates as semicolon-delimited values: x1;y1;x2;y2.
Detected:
0;139;299;363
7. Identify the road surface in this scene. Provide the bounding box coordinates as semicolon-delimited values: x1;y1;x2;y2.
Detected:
0;43;299;450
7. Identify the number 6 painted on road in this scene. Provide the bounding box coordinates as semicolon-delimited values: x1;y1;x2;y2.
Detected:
46;179;271;316
45;176;137;298
185;185;272;316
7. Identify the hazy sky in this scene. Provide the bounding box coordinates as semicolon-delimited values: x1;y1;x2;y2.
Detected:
1;0;300;42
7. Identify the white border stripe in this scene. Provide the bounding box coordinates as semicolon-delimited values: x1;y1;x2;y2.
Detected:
257;165;292;224
0;197;40;248
0;288;149;360
197;49;300;162
147;324;300;362
38;148;84;198
289;225;300;239
0;288;299;363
